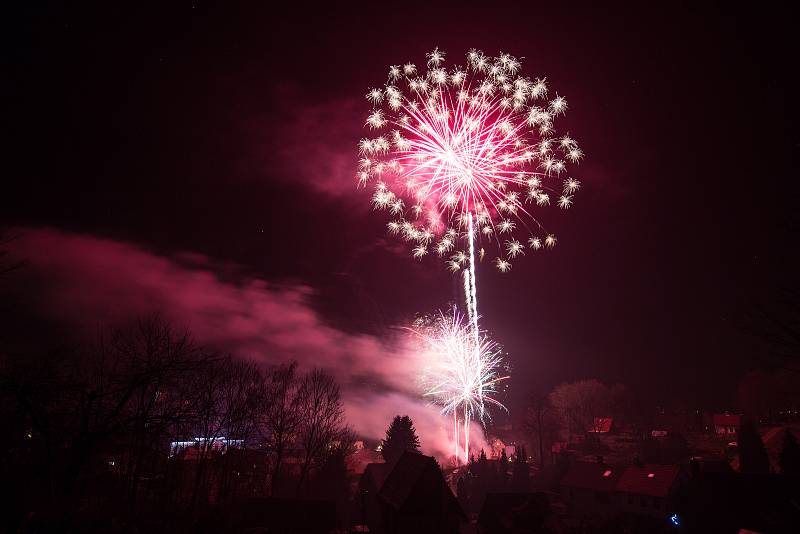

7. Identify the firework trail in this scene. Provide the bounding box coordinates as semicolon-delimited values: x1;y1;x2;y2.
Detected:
408;307;509;463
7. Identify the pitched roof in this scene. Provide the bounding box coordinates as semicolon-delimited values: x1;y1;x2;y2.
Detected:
377;451;466;520
616;464;680;497
361;462;392;491
560;461;620;492
378;451;433;509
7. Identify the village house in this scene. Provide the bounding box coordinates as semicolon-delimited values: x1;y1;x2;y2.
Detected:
614;462;682;519
359;462;392;530
359;451;466;534
713;413;742;436
561;458;683;520
559;458;620;517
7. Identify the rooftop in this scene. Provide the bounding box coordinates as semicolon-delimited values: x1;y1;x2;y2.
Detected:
616;464;680;497
560;460;620;492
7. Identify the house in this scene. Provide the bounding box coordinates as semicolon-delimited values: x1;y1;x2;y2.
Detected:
359;451;466;534
478;493;552;534
615;462;681;518
560;459;620;517
588;417;613;433
359;462;392;530
713;414;741;436
561;459;684;520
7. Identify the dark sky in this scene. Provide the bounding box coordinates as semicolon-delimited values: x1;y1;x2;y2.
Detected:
4;2;799;412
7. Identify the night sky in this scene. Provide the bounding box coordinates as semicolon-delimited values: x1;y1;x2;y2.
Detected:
4;2;799;420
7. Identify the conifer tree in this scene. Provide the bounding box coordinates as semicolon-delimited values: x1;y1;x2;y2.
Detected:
381;415;421;463
499;448;509;475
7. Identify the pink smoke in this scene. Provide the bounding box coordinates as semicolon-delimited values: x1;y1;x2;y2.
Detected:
242;92;365;200
9;227;488;460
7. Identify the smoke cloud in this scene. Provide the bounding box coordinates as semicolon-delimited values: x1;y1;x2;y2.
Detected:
9;227;487;459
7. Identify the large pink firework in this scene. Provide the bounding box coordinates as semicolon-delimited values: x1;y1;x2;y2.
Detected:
359;47;584;274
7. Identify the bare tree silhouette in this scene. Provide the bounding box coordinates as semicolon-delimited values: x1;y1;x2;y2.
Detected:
549;379;612;444
746;289;800;371
262;361;301;496
295;368;346;495
525;389;558;468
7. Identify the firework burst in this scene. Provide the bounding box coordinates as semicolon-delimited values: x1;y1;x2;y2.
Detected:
408;307;509;463
358;48;584;272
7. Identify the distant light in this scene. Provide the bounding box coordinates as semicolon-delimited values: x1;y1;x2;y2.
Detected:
648;473;655;478
670;514;680;526
168;436;243;457
602;470;612;477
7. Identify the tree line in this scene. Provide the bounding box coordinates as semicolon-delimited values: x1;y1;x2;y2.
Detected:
0;316;353;531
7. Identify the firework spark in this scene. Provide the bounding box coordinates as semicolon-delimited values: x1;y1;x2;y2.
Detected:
409;307;508;463
359;48;585;271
